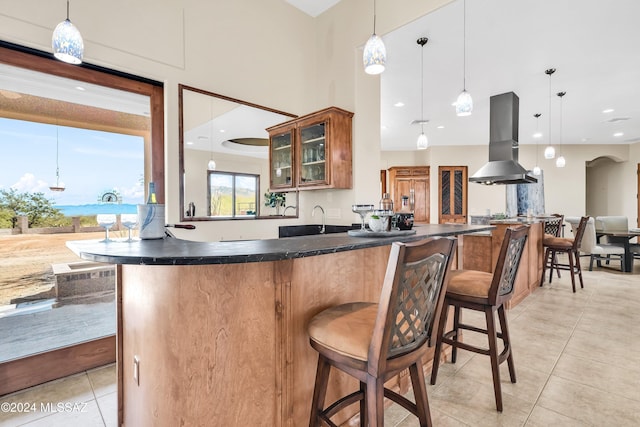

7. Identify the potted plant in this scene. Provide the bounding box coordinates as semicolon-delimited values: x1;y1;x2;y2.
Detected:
264;192;286;215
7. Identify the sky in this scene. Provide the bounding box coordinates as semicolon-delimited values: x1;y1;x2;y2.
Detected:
0;117;144;206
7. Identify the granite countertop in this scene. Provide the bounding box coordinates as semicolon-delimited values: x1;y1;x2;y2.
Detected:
489;217;548;225
66;223;494;266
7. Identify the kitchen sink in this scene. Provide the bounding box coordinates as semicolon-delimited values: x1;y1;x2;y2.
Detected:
278;224;357;238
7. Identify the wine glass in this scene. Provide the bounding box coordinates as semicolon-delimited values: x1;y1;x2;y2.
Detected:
96;214;117;242
121;214;138;242
352;204;374;230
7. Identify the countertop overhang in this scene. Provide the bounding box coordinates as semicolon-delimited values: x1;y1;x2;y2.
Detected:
66;223;495;266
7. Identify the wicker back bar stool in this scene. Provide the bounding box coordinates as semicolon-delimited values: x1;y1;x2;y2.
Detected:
307;237;457;427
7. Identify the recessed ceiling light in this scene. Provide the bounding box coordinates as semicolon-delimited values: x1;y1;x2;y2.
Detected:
75;86;85;91
602;108;614;113
381;125;387;130
437;125;444;129
533;132;542;138
613;132;624;137
186;141;194;145
219;129;226;133
581;138;591;142
394;102;405;107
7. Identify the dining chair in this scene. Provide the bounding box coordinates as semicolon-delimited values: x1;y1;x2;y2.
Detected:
541;216;589;292
430;225;529;412
575;217;625;271
307;237;456;427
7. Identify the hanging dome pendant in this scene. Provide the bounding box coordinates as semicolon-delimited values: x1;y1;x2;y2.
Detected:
52;1;84;65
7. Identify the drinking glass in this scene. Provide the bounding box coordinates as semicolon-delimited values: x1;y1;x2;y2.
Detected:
96;214;117;242
352;204;374;230
121;214;138;242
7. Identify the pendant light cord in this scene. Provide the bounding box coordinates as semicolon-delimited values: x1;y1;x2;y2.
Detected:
462;0;466;91
557;92;565;154
66;0;70;20
373;0;377;34
421;40;424;134
55;125;60;185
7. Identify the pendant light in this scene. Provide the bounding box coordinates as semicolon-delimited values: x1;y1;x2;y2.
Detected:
52;0;84;65
555;91;566;168
49;124;65;192
207;100;216;171
362;0;386;75
543;68;556;159
416;37;429;150
532;113;542;176
455;0;473;116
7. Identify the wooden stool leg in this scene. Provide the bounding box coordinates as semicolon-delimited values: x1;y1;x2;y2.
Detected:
568;251;577;293
485;306;503;412
409;362;432;427
574;251;584;288
366;376;385;427
451;305;461;363
497;305;516;383
430;299;450;385
309;355;331;427
540;247;549;286
359;382;367;427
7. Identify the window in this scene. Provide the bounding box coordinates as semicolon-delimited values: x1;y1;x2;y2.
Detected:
208;171;258;218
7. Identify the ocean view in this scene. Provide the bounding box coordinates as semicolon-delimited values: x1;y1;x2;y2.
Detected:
56;204;139;217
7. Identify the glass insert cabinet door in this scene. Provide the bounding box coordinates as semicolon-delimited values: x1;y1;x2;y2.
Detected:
270;129;293;189
299;122;327;185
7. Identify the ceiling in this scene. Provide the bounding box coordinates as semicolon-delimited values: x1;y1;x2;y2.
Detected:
379;0;640;151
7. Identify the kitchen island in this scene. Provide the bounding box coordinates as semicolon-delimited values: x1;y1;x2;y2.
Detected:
67;223;494;427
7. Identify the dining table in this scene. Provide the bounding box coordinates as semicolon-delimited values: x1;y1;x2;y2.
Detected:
595;229;640;273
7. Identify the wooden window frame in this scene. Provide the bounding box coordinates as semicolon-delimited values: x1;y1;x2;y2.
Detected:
0;41;164;396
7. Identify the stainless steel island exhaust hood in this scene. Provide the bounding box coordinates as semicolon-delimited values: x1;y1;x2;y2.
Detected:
469;92;537;185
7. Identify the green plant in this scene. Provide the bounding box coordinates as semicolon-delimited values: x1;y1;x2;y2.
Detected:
370;214;380;219
264;192;286;208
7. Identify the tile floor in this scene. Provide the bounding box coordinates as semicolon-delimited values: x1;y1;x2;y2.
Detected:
1;263;639;426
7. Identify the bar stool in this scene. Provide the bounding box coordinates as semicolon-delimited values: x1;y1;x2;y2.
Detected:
542;214;564;279
540;216;589;292
430;225;529;412
307;237;456;427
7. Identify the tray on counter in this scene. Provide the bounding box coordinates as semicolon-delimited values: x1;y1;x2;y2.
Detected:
347;229;417;238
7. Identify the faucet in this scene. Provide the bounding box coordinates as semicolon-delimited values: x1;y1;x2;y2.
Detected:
283;205;296;216
312;205;326;234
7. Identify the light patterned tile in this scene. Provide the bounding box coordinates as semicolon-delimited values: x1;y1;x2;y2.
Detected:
552;353;640;402
536;375;640;426
19;400;104;427
96;392;117;427
524;405;590;427
87;364;116;398
0;373;93;425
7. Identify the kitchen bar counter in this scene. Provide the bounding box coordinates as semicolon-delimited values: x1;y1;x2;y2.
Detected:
67;223;494;427
66;223;493;265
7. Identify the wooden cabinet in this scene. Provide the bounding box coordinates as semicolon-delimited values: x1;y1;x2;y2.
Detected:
438;166;468;224
388;166;430;222
267;107;353;191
